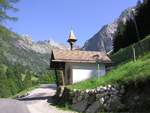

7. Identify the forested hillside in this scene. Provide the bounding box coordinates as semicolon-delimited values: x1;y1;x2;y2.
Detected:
0;0;69;98
113;0;150;52
0;25;56;98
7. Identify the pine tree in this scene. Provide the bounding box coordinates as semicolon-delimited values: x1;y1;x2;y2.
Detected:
23;71;32;89
113;1;150;52
0;0;19;23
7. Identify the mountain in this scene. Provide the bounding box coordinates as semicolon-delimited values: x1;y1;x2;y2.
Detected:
0;26;67;73
0;26;67;97
82;7;135;53
17;35;67;54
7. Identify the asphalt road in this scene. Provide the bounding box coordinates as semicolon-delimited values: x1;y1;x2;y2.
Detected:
0;84;77;113
0;99;30;113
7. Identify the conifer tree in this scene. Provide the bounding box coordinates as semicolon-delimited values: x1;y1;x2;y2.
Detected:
0;0;19;23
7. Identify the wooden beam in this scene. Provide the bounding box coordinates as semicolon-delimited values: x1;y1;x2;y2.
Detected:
50;62;65;70
68;64;73;84
70;65;73;84
55;69;59;87
60;70;65;86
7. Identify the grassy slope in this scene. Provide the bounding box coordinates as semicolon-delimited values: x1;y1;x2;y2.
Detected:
68;52;150;90
110;35;150;65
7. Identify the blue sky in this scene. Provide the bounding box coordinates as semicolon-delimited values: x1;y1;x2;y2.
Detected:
6;0;138;46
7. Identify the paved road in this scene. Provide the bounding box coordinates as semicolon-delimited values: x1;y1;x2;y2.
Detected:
23;84;77;113
0;84;77;113
0;99;30;113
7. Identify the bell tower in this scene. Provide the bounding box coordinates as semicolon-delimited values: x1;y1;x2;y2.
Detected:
67;30;77;50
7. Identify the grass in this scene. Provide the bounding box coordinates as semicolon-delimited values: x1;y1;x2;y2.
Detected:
110;35;150;65
54;103;71;111
53;103;79;113
68;52;150;90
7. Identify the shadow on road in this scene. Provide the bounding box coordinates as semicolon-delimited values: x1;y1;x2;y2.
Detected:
17;84;57;104
17;96;53;101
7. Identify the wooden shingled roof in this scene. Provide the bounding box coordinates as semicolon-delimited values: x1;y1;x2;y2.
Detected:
51;49;111;63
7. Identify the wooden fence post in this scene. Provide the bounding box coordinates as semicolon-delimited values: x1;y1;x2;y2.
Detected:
132;45;136;62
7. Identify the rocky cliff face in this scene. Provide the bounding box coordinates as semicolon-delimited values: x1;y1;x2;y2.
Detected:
12;36;67;72
16;35;67;54
82;8;135;53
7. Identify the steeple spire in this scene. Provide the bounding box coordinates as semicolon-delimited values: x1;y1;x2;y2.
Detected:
67;30;77;50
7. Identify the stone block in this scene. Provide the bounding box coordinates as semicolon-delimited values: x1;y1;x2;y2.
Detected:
71;99;88;112
84;93;89;99
77;95;83;102
85;101;103;113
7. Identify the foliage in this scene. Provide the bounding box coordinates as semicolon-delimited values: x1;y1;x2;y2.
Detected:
113;1;150;52
10;85;39;99
38;71;55;84
68;52;150;90
0;62;55;98
0;0;19;23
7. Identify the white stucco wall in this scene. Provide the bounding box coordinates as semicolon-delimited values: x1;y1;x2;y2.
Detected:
65;63;106;83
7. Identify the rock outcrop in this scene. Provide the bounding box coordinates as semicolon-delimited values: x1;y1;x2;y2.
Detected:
82;7;136;53
16;35;67;54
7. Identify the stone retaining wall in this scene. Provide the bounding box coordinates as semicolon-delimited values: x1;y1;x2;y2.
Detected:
55;80;150;113
55;84;125;113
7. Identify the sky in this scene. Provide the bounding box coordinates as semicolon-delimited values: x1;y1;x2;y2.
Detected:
6;0;138;46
